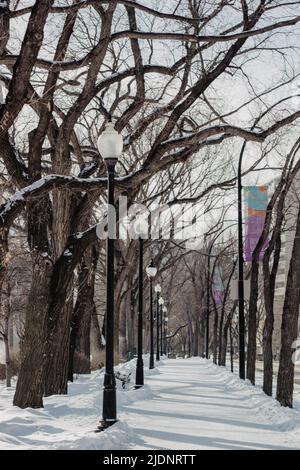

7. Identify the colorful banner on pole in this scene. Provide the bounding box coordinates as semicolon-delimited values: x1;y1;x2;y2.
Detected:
244;186;268;262
213;267;224;305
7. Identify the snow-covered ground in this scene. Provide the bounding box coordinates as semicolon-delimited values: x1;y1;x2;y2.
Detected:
1;357;300;450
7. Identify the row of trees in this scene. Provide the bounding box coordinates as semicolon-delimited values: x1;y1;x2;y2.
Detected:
1;0;300;410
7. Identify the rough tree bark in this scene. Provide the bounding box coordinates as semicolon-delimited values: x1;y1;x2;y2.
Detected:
262;214;283;396
246;261;259;385
13;254;52;408
218;260;236;365
193;319;199;356
91;301;104;359
220;303;237;366
118;284;129;360
43;253;80;396
126;287;136;355
211;262;219;365
199;311;205;357
72;244;99;376
220;319;229;367
0;1;10;57
2;278;11;387
212;304;218;364
276;205;300;407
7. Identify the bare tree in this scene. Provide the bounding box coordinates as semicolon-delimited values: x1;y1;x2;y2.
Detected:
0;1;300;408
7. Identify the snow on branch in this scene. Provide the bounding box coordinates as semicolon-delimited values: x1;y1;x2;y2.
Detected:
160;111;300;151
10;0;202;25
3;16;300;72
0;175;107;227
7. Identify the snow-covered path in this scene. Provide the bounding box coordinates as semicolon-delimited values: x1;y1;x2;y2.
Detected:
123;358;300;450
1;358;300;450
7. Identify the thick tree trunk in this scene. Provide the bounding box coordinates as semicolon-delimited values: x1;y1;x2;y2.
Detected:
199;312;205;357
44;273;74;396
73;284;94;375
262;314;273;396
0;2;10;56
262;238;279;396
3;281;11;388
91;302;103;353
0;227;9;315
262;194;284;396
4;333;10;388
182;338;186;357
213;306;218;364
73;297;91;376
218;310;224;366
188;327;191;357
71;246;98;376
127;288;135;354
43;245;84;396
246;261;259;385
119;285;130;360
220;319;229;367
13;256;52;408
193;321;199;356
263;253;274;396
230;323;234;372
276;206;300;408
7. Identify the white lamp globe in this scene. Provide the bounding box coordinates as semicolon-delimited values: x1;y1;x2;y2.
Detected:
97;122;123;161
162;306;167;313
146;261;157;278
154;284;161;293
158;297;164;306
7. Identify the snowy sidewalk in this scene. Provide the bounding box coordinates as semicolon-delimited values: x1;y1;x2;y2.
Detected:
123;358;300;450
1;358;300;450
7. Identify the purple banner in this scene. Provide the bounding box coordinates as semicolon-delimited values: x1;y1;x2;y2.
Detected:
213;267;224;305
244;186;268;262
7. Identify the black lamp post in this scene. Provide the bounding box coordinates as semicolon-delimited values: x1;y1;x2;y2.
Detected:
97;120;123;430
154;284;161;361
159;298;164;356
229;318;234;373
163;307;168;355
206;243;213;359
237;148;246;379
146;261;157;369
135;238;144;388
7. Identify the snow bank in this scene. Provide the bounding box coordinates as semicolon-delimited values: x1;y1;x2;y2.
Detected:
0;356;158;450
205;359;300;445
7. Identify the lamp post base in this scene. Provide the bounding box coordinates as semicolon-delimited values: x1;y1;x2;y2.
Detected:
135;358;144;389
95;419;118;433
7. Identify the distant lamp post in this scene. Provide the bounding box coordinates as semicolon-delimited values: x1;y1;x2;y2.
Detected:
146;261;157;369
163;307;168;355
230;315;238;373
97;120;123;430
135;237;144;389
154;284;162;361
158;297;164;357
